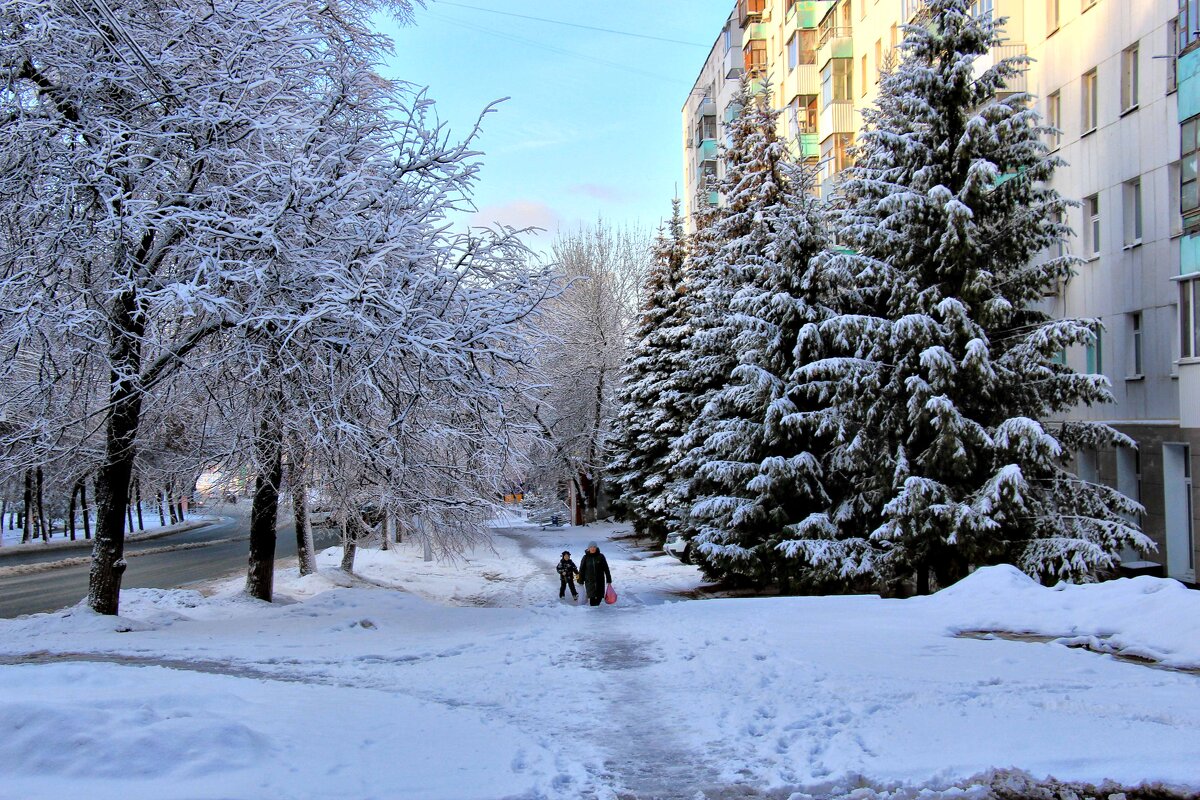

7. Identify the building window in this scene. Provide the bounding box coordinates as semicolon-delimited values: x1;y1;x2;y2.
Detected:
1123;179;1143;247
1168;19;1179;93
1046;91;1062;149
787;95;819;137
697;116;717;142
1184;117;1199;216
1084;194;1101;256
861;54;868;96
875;39;882;83
1048;0;1060;32
789;34;799;70
739;0;765;25
744;39;767;75
822;58;853;106
1171;162;1185;236
1129;312;1144;376
1082;0;1098;11
970;0;993;18
1121;44;1139;112
859;0;866;20
1182;277;1200;359
1086;324;1103;375
1180;0;1200;51
1081;69;1098;133
890;23;899;50
799;30;817;64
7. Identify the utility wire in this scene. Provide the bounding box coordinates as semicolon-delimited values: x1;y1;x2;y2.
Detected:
433;0;707;47
423;9;682;83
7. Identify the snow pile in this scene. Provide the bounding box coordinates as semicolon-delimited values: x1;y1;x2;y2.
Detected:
924;565;1200;670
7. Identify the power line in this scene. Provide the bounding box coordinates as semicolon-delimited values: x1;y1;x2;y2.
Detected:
423;10;684;83
433;1;707;48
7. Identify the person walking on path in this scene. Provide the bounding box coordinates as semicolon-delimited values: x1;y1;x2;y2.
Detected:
557;550;579;600
578;541;612;606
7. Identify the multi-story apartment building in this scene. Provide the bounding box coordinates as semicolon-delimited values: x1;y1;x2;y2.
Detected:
681;0;1200;582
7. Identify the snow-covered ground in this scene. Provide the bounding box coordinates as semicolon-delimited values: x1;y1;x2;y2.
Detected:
0;509;210;550
0;513;1198;800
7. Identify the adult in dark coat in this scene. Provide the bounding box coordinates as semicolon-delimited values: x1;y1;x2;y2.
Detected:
578;541;612;606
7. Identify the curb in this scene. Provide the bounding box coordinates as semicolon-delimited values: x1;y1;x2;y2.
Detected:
0;518;220;560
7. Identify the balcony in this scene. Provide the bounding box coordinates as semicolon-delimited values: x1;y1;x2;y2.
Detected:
724;102;743;124
723;48;744;79
786;0;836;29
698;138;719;161
974;43;1029;95
738;0;764;26
902;0;930;21
818;100;855;135
698;97;717;117
789;132;821;161
815;28;852;69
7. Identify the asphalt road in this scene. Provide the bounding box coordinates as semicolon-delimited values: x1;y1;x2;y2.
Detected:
0;515;341;618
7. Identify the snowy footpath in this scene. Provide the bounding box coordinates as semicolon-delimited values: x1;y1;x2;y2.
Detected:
1;514;1199;800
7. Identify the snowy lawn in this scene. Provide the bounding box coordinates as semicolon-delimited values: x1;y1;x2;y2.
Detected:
0;515;1198;799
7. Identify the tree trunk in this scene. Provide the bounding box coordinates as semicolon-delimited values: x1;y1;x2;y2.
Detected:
81;480;91;540
340;517;357;572
157;491;167;526
380;509;389;552
36;466;48;541
166;484;178;525
22;470;32;543
175;499;185;524
88;288;146;615
126;501;134;534
246;411;284;602
290;460;317;577
916;562;930;596
134;478;144;531
67;482;78;541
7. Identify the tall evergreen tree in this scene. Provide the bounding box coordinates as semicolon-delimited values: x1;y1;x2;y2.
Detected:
807;0;1151;590
671;80;836;586
609;201;691;542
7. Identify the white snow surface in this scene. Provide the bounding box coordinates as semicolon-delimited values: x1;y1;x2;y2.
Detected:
0;519;1198;799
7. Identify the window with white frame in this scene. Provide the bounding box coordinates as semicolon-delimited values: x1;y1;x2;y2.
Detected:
1121;44;1139;112
1085;194;1101;256
875;39;882;83
970;0;993;18
1046;91;1062;149
1123;178;1143;247
1082;69;1098;133
1129;311;1144;376
1182;278;1200;360
789;33;799;70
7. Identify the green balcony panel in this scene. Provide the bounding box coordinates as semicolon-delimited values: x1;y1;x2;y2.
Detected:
800;133;820;160
790;0;835;29
699;138;718;160
707;190;720;206
1183;231;1200;276
831;37;853;59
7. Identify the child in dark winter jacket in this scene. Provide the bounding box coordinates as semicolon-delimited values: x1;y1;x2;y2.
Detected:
556;551;579;600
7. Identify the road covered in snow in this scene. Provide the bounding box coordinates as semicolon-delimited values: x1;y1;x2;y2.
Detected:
0;513;1198;799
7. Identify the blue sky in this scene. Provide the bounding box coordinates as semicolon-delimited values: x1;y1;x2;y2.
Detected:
377;0;732;244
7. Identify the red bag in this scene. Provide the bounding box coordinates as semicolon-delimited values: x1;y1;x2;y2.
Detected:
604;584;617;605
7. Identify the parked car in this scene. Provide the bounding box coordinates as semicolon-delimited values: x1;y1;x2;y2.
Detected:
664;532;692;564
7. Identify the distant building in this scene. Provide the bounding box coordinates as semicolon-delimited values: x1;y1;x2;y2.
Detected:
681;0;1199;581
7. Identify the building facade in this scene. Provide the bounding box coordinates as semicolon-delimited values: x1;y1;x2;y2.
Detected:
681;0;1200;582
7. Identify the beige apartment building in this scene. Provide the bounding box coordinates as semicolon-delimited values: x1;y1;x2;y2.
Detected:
681;0;1199;582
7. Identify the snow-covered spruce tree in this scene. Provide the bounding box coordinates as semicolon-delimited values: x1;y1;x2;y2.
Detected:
672;81;837;587
808;0;1150;590
608;201;691;543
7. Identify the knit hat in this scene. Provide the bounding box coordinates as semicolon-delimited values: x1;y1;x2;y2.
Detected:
561;550;570;556
587;541;598;549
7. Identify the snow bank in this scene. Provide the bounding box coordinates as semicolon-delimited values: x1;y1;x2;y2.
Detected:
923;564;1200;670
